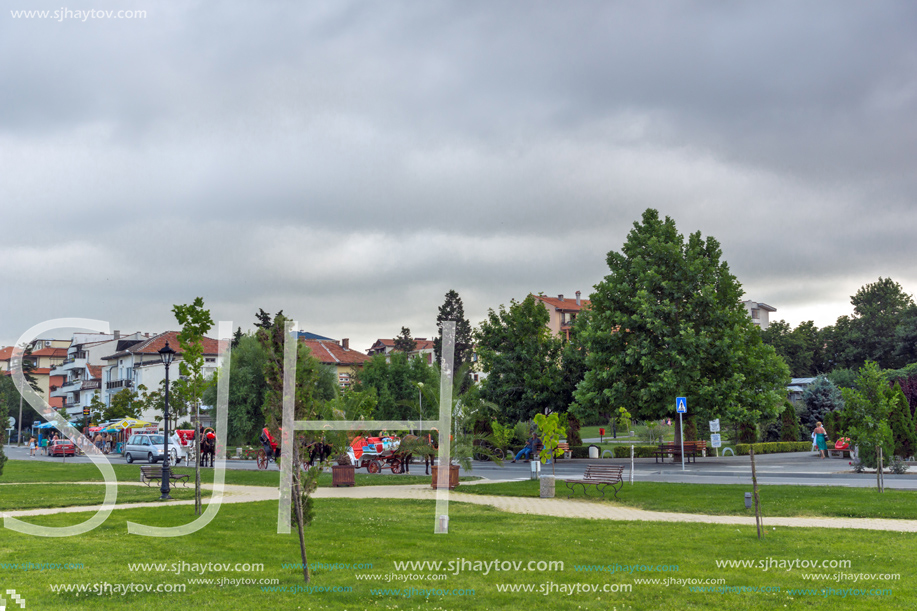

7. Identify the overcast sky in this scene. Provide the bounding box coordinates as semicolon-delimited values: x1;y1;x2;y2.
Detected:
3;1;916;351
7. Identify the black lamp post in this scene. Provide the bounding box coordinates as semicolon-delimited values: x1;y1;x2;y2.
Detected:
159;341;176;501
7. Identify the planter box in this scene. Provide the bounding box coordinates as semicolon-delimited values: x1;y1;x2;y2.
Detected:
431;464;460;490
332;465;356;487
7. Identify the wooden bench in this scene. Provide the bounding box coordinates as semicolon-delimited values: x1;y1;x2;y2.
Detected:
557;442;571;459
564;465;625;498
827;446;852;459
653;441;707;463
512;442;543;462
140;465;190;487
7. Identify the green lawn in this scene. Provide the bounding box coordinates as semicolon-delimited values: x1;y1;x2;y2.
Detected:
0;483;212;511
0;498;912;610
462;479;917;520
0;460;477;491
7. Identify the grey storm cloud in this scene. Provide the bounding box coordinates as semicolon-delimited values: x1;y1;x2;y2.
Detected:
1;0;916;349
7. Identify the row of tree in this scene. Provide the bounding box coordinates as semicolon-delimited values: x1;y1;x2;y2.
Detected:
761;277;917;376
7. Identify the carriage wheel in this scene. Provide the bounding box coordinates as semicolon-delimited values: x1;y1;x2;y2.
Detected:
389;458;402;473
367;460;381;474
256;449;269;470
493;448;505;461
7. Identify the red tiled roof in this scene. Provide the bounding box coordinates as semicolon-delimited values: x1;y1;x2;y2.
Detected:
103;331;220;359
30;347;69;357
533;294;591;312
370;338;436;352
31;368;51;375
301;339;372;366
87;365;103;379
0;346;13;361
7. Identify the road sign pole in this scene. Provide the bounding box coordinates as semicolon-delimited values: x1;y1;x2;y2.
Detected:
675;397;687;472
679;412;684;471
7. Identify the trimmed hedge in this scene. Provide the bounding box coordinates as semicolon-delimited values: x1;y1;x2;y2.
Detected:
571;445;660;459
734;441;815;455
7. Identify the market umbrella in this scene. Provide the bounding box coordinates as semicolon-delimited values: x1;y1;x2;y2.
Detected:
110;418;153;430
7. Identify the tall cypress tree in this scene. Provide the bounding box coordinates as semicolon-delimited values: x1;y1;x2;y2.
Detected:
889;381;916;458
433;290;473;371
780;400;801;442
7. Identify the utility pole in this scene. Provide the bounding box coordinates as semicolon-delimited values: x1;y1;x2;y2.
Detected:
17;394;23;447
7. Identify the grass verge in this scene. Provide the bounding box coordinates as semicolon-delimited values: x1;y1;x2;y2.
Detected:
461;479;917;519
0;483;212;511
0;498;911;610
1;459;477;490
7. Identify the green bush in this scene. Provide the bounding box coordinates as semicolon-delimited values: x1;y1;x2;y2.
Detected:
568;445;661;459
571;445;591;458
734;441;814;455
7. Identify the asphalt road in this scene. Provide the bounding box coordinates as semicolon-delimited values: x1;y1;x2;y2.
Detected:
6;444;917;489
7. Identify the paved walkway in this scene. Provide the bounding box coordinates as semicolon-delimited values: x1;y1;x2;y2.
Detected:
5;480;917;533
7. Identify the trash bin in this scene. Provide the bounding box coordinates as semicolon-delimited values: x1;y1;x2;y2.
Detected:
589;444;600;459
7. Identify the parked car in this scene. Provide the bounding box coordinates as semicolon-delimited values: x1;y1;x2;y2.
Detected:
123;434;186;465
48;439;76;457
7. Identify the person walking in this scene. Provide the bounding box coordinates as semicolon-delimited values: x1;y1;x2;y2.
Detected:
813;422;827;459
29;436;37;457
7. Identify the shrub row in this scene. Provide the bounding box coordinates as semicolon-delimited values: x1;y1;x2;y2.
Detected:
515;442;818;460
510;444;658;459
570;445;660;459
733;441;814;455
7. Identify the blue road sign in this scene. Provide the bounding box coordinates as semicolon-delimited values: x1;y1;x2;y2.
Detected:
676;397;687;413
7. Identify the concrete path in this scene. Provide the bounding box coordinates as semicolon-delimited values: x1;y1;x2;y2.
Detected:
6;480;917;533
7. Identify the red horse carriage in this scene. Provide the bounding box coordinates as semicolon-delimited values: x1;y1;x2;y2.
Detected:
347;435;406;473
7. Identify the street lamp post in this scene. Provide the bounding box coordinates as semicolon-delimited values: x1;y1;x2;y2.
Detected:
158;341;176;501
417;383;424;435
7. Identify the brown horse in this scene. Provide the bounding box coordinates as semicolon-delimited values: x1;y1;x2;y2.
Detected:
398;435;437;474
200;434;216;468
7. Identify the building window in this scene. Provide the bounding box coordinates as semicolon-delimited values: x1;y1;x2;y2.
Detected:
751;309;759;319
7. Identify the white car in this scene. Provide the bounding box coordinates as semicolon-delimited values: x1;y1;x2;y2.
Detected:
124;433;187;465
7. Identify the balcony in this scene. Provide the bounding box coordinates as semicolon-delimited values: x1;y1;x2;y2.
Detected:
52;356;87;374
82;379;101;391
107;379;133;390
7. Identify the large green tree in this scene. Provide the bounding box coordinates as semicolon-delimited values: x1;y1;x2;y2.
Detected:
572;209;790;430
894;304;917;366
475;294;578;422
826;278;913;370
354;352;437;421
760;319;824;377
433;290;473;372
102;387;146;422
204;333;266;446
